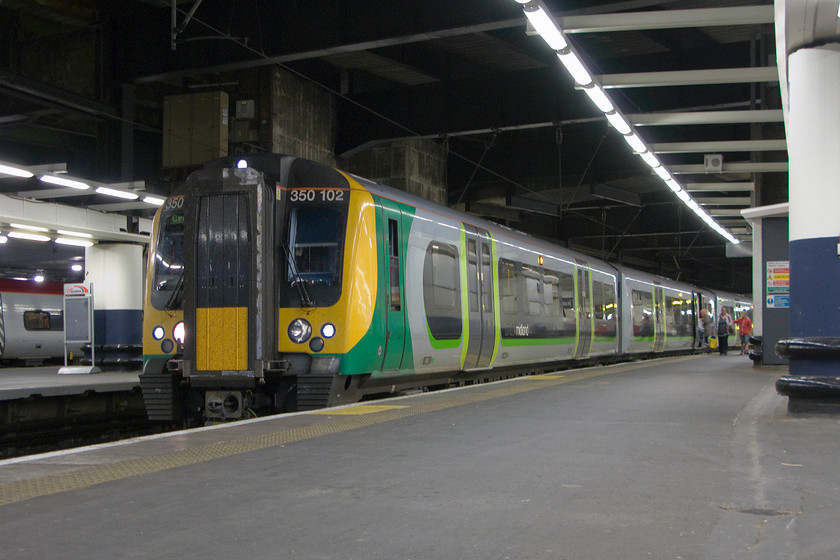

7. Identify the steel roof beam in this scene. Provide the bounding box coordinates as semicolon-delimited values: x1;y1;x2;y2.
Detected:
595;67;778;89
629;110;784;126
651;140;787;153
683;182;754;192
670;162;789;174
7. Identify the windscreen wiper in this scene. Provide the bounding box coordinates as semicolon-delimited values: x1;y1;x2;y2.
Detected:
164;268;185;310
283;244;314;307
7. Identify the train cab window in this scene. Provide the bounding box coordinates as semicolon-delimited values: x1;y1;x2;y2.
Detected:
284;207;344;307
423;242;462;340
150;204;185;311
23;311;62;331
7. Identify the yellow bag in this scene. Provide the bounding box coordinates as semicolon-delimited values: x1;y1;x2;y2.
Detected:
708;335;718;349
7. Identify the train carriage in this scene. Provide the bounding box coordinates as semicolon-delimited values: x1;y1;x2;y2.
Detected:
139;154;750;425
615;267;698;355
0;279;67;364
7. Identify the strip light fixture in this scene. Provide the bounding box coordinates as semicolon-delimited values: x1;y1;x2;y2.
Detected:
0;159;165;207
513;0;739;245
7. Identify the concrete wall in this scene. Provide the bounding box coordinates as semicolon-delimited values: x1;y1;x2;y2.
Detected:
270;67;336;167
341;139;447;205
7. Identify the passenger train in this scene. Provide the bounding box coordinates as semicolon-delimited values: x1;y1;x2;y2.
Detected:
0;279;68;364
139;153;751;425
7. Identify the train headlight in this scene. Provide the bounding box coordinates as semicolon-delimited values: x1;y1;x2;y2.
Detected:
152;326;165;340
173;321;185;344
321;323;336;339
288;318;312;344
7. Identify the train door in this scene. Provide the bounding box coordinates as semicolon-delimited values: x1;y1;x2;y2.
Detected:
463;225;496;369
192;192;252;372
379;199;406;371
575;262;593;358
653;284;666;351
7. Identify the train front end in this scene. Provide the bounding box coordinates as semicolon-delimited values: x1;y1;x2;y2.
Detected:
140;155;378;424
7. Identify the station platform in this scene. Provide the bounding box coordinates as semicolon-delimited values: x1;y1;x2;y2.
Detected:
1;354;836;559
0;365;140;399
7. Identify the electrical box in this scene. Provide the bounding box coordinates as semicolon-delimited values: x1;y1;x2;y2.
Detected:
162;91;229;168
704;153;723;173
235;99;255;119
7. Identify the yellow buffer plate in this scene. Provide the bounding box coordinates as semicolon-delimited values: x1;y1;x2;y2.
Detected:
196;307;248;370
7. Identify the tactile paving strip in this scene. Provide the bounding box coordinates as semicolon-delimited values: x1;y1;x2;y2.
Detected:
0;355;697;507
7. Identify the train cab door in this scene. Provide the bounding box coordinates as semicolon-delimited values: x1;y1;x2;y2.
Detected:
379;199;406;371
653;284;666;351
463;225;496;370
575;261;593;359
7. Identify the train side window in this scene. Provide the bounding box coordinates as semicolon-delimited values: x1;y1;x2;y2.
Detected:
633;289;654;337
544;272;562;317
561;273;575;318
388;219;401;311
522;264;542;316
499;259;517;315
23;311;52;331
423;242;462;340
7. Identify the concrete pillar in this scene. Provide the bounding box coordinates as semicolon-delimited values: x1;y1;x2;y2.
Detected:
341;139;448;205
84;243;144;367
785;44;840;376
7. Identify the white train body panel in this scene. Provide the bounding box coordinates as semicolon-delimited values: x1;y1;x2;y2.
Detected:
0;290;66;361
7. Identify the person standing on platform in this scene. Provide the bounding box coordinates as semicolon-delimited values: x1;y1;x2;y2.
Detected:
717;309;733;355
734;311;753;355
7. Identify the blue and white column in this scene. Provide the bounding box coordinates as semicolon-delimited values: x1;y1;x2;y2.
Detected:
85;243;144;367
786;43;840;377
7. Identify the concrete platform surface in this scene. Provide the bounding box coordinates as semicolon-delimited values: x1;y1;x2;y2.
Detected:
0;365;140;399
1;354;838;560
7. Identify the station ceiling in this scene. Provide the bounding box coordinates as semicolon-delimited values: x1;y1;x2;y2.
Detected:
0;0;794;293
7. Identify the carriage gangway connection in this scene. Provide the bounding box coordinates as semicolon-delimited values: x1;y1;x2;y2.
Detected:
2;354;838;558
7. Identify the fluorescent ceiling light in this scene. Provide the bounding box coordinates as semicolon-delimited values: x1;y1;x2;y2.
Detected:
676;190;691;202
582;85;613;113
8;231;50;242
55;237;94;247
0;235;7;244
10;223;48;232
95;186;139;200
653;166;671;181
664;179;682;193
57;229;93;238
557;51;593;86
523;3;567;51
639;151;661;168
605;111;631;135
143;196;166;206
40;174;90;190
33;275;45;283
622;133;646;153
71;264;83;271
0;163;34;178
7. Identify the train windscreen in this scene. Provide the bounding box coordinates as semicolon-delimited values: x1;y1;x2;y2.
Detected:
151;196;185;310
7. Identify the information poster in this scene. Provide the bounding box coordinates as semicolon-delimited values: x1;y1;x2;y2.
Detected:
766;261;790;308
